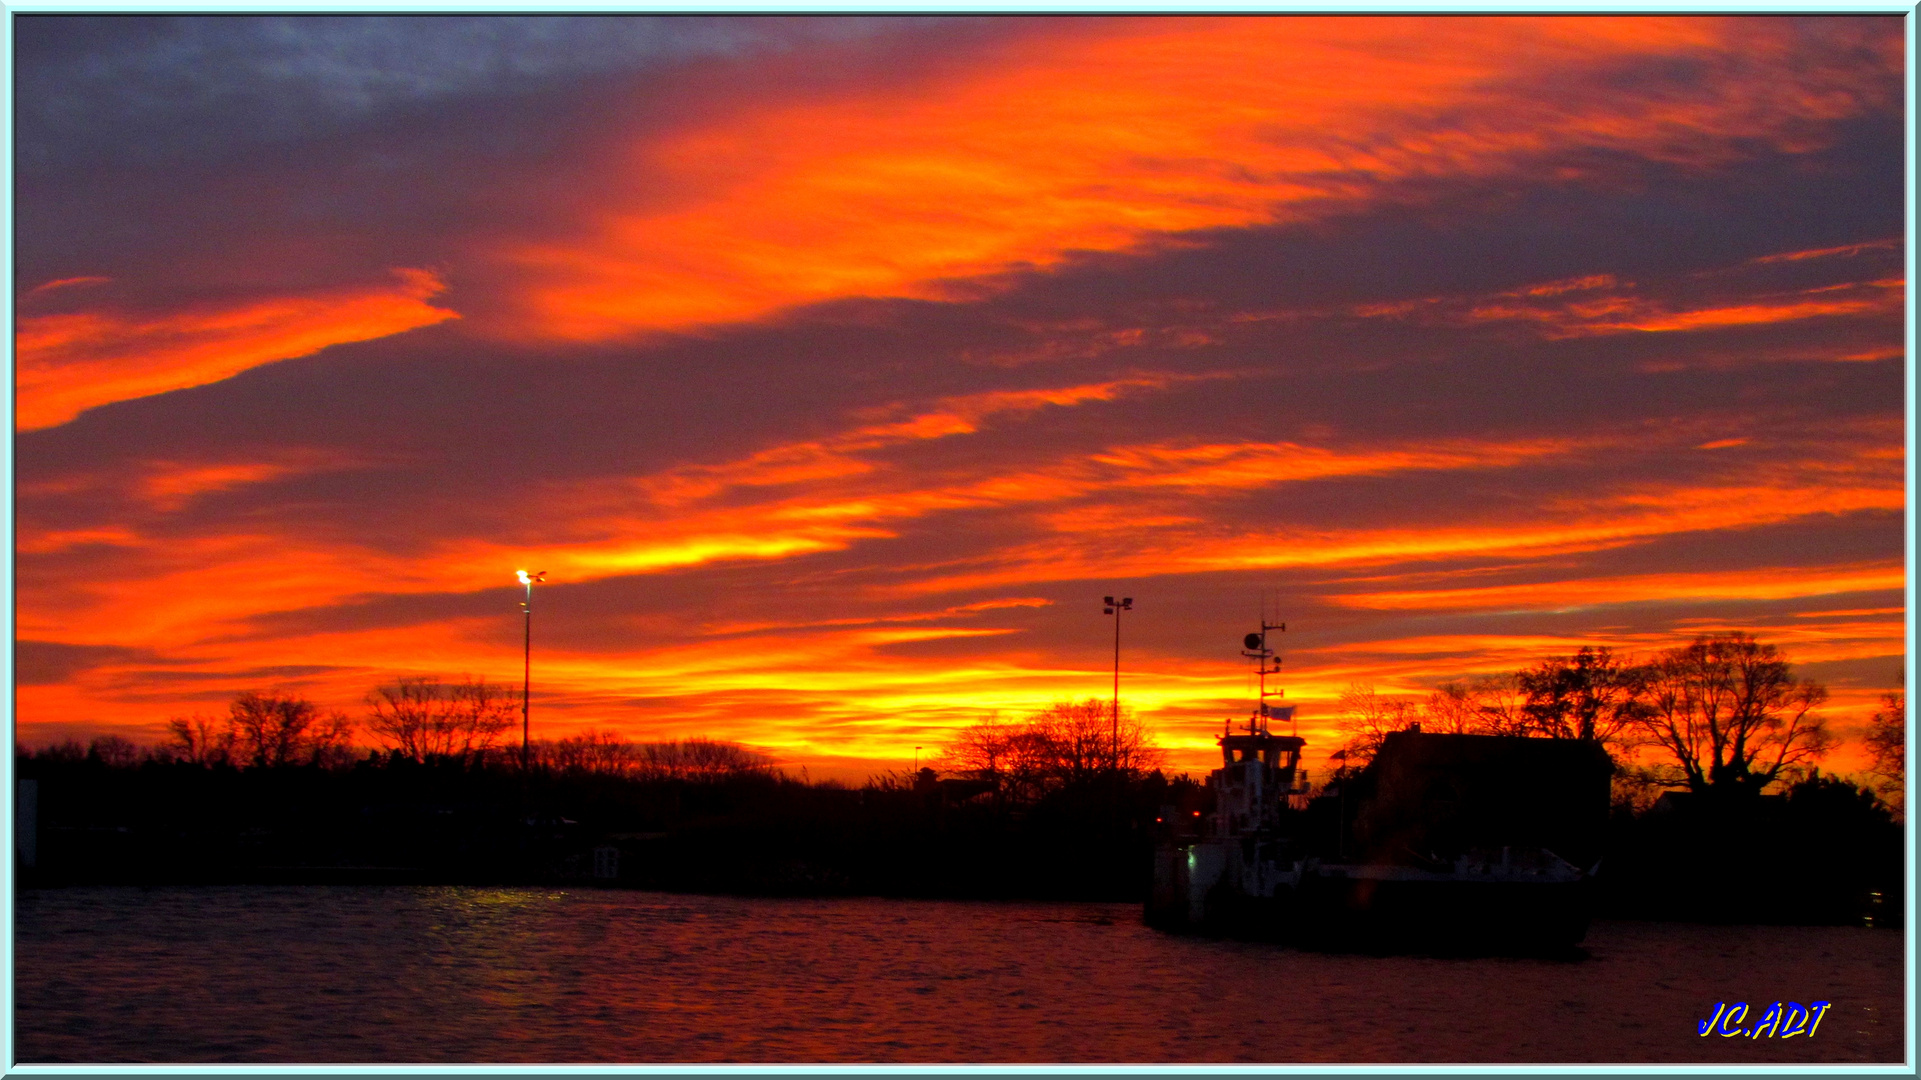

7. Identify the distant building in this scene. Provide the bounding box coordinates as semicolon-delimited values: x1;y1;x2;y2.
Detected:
16;779;37;870
592;845;620;880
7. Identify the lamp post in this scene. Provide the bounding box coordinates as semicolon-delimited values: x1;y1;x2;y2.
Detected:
1102;595;1132;773
517;569;546;770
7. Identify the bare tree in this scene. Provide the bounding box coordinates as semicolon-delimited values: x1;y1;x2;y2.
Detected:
935;699;1164;803
937;716;1019;778
164;714;233;766
1863;684;1904;814
88;734;142;768
1518;645;1645;752
526;733;776;781
634;737;776;782
307;710;358;769
445;678;514;760
229;691;355;768
230;691;314;768
936;716;1050;803
1635;633;1832;798
1420;674;1531;736
1335;682;1418;767
365;678;437;761
548;729;640;776
365;676;513;764
1027;699;1116;784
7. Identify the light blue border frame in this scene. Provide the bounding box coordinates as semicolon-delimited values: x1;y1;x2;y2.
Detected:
1;3;1913;1076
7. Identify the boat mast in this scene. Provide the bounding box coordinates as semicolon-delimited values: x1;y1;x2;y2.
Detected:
1240;599;1287;735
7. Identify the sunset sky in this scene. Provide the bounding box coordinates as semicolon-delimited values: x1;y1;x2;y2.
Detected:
12;14;1910;783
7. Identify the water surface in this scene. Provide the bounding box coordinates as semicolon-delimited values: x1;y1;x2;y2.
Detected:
15;886;1905;1063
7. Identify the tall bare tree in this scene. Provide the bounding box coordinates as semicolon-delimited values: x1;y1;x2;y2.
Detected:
1335;682;1419;767
230;691;311;768
365;678;436;761
163;714;233;766
1518;645;1645;751
87;735;142;768
1028;699;1116;784
936;699;1163;803
1863;684;1905;814
938;716;1057;803
228;690;355;768
365;676;513;764
938;716;1019;777
1635;633;1831;798
1422;674;1532;736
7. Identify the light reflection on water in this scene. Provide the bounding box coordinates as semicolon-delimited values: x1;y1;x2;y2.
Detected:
15;885;1904;1064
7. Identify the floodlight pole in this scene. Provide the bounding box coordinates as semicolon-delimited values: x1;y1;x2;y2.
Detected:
518;570;545;770
1103;596;1133;774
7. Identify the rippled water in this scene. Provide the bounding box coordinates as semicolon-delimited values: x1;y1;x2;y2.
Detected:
14;886;1905;1063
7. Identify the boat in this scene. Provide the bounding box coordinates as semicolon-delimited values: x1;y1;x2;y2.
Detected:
1146;622;1611;950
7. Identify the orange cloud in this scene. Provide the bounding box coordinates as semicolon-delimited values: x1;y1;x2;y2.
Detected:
20;450;382;517
1461;277;1900;339
16;371;1903;781
485;16;1897;341
885;446;1903;598
45;401;1902;667
26;275;113;296
8;417;1621;764
440;428;1606;599
1332;562;1906;612
14;269;458;430
1748;238;1901;264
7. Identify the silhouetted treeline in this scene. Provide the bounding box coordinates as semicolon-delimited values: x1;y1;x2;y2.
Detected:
13;735;1188;901
1336;633;1904;815
16;735;1900;924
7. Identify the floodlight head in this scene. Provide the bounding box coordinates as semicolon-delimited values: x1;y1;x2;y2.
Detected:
517;570;531;585
1104;596;1114;605
1122;597;1132;607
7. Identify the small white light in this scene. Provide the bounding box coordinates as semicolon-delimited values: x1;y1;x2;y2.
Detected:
517;570;531;585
